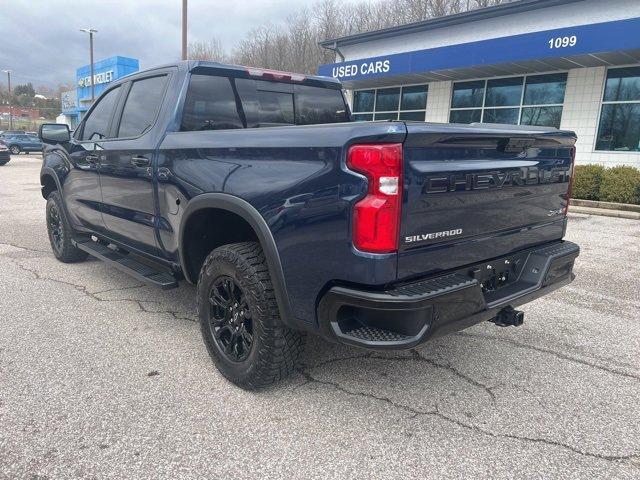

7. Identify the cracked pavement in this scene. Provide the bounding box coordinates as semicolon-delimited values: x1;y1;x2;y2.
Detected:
1;156;639;479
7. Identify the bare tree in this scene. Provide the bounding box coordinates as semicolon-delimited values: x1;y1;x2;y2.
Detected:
188;38;228;62
191;0;511;74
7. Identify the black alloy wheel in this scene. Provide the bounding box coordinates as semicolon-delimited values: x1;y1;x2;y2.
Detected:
47;201;64;255
197;242;305;388
208;275;253;362
45;191;88;263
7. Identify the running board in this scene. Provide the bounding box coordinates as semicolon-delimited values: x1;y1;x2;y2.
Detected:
74;239;179;290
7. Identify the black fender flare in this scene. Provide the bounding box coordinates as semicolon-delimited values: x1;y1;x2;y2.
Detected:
40;165;76;223
40;166;64;195
178;193;296;328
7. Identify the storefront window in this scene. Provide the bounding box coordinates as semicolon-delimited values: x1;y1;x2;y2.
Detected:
353;90;375;113
451;81;484;108
449;73;567;127
352;84;428;121
450;109;481;124
596;67;640;152
483;108;519;124
485;77;523;107
524;73;567;105
401;85;428;110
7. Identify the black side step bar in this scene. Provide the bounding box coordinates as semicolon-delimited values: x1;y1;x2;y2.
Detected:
74;238;179;290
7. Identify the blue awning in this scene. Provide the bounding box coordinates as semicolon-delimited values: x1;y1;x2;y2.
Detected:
317;17;640;88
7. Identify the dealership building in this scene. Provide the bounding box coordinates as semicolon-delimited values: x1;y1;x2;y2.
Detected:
318;0;640;167
59;56;139;128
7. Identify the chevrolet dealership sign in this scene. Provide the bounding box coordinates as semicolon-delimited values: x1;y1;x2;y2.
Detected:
78;70;114;87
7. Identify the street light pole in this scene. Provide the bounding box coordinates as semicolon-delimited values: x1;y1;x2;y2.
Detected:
2;70;12;130
80;28;98;103
181;0;188;60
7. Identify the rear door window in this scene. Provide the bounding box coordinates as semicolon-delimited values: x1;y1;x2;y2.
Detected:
181;74;243;131
117;75;168;138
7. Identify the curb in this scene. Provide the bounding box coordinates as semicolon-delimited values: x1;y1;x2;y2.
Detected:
570;198;640;213
569;205;640;220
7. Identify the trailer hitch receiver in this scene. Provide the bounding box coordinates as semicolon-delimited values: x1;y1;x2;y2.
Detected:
490;306;524;327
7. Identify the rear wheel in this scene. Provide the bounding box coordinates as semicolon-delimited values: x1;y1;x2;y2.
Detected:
46;191;88;263
9;145;21;155
197;242;305;389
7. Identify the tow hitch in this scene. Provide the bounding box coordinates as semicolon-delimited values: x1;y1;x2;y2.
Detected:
490;306;524;327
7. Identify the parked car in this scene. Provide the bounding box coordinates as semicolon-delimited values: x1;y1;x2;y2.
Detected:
0;130;28;139
38;61;579;389
0;140;10;165
5;134;43;154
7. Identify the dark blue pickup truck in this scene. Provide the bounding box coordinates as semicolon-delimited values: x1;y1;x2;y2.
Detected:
39;61;579;388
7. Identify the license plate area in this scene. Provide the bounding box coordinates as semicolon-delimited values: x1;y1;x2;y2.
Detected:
468;251;530;294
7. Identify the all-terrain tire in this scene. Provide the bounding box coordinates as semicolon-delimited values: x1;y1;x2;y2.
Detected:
46;191;88;263
197;241;305;389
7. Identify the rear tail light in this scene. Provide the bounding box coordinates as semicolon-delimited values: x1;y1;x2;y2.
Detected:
347;143;403;253
564;147;576;216
246;68;306;82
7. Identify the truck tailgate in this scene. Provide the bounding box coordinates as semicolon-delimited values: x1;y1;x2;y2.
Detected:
398;122;576;280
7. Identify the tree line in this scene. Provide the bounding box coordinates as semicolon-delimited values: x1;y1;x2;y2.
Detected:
0;82;68;120
188;0;510;73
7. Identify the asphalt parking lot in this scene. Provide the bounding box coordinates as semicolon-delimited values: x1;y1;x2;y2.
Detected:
1;155;639;479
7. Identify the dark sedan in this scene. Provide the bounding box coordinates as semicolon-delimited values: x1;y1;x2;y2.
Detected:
0;140;10;165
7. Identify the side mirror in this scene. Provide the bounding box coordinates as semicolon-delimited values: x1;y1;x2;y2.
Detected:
39;123;71;144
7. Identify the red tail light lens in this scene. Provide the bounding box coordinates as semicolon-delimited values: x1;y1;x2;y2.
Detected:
564;147;576;216
347;143;403;253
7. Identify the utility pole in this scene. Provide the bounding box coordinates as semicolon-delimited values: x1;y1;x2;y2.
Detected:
181;0;188;60
80;28;98;102
2;70;12;130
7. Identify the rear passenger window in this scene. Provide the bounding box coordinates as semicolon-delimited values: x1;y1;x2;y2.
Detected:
256;90;294;125
81;86;121;141
294;85;348;125
117;75;168;138
236;79;295;127
181;75;243;131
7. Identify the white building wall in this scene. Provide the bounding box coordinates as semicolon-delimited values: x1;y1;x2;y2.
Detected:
425;81;452;123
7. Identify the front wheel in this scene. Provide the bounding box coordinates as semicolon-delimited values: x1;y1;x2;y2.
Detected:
197;242;305;389
46;191;88;263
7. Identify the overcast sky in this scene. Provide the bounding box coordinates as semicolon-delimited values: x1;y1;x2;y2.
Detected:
0;0;319;90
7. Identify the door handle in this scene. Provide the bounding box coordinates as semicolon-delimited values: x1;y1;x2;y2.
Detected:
131;156;150;167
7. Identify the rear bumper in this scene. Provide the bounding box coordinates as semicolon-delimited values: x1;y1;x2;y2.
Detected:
317;240;579;349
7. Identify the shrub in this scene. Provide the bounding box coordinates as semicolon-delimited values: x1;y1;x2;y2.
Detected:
572;164;604;201
598;166;640;205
